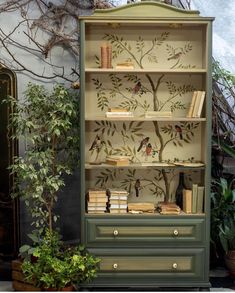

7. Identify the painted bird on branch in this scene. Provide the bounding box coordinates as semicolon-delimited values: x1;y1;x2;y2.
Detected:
167;51;182;61
134;179;141;197
132;81;142;95
137;137;150;152
145;143;152;156
89;135;101;151
175;125;183;140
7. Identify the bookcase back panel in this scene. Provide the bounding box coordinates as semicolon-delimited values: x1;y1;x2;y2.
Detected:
85;121;202;163
85;168;202;204
85;24;206;69
85;73;204;117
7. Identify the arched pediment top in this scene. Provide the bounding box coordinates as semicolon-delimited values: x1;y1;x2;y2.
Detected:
84;1;207;20
0;63;17;97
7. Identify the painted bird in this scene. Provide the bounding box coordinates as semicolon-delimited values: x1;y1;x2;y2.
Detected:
175;125;183;140
132;81;142;95
145;143;152;156
134;179;141;197
167;51;182;61
137;137;150;152
89;135;101;151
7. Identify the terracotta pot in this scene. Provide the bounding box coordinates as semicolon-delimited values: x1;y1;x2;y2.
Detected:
225;249;235;277
44;285;74;291
61;285;74;291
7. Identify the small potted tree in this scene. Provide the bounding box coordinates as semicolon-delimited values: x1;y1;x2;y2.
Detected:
5;82;99;290
211;177;235;274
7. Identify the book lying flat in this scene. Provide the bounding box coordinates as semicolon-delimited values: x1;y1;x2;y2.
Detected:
145;111;172;118
110;195;128;200
87;206;107;211
106;159;129;166
88;197;108;203
87;202;107;207
106;111;134;117
109;199;128;205
115;62;134;69
108;107;128;112
128;202;155;212
109;209;127;214
110;204;128;209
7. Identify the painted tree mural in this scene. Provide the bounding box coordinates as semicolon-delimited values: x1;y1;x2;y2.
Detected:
90;31;200;202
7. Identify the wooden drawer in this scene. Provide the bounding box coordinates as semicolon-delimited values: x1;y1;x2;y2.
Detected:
87;248;208;287
85;216;205;247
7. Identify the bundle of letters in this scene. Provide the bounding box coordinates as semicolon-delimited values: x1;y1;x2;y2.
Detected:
108;189;128;214
87;189;108;214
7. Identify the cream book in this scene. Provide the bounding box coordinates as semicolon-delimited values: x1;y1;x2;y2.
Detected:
110;195;128;200
187;91;198;118
192;184;198;214
145;111;172;118
195;91;205;118
183;189;192;213
196;186;204;213
191;91;201;117
192;91;205;118
106;111;134;117
109;209;127;214
109;199;127;205
88;197;108;203
110;204;127;209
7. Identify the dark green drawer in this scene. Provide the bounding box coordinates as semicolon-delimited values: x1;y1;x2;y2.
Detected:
86;248;208;287
85;216;205;247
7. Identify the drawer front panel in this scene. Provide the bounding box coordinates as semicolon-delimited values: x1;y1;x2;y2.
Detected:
87;248;207;286
85;217;205;247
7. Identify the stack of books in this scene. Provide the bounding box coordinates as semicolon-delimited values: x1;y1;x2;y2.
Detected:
108;189;129;214
187;91;206;118
87;189;108;214
106;108;134;118
128;202;155;213
106;155;130;166
157;202;181;215
182;185;204;214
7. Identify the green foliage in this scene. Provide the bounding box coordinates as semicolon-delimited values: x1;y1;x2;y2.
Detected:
211;178;235;255
21;230;100;290
4;82;79;234
161;122;199;147
103;32;169;67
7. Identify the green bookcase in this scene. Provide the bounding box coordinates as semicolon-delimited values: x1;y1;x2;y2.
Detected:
79;1;214;289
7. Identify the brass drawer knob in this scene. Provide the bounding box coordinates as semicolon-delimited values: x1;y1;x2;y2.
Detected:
113;229;119;236
113;263;118;269
173;229;179;236
172;263;178;269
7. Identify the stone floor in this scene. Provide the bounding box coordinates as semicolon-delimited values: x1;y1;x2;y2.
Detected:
0;268;234;292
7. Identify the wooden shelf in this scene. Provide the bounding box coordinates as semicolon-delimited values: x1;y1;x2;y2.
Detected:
85;162;205;170
85;68;207;74
85;116;206;122
85;212;206;217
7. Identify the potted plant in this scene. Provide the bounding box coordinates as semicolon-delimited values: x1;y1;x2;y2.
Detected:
21;230;99;291
219;219;235;276
211;177;235;272
5;82;100;290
